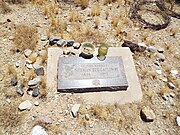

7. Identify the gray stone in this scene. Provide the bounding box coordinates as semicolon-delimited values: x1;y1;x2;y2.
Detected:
66;40;75;47
156;53;165;61
176;116;180;126
73;43;81;49
140;106;156;122
28;77;41;86
49;36;61;45
157;48;164;53
35;67;44;76
24;49;32;57
11;77;17;86
58;56;128;92
19;100;33;111
147;46;156;53
16;87;24;96
30;125;48;135
168;82;176;89
71;104;80;117
57;39;66;47
32;87;39;97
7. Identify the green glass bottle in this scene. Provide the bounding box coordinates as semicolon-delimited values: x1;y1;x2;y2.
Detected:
97;44;108;61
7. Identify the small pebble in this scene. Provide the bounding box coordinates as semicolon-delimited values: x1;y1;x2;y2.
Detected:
176;116;180;126
156;69;162;75
49;37;61;46
57;39;66;47
16;87;24;96
71;104;80;117
24;49;32;57
41;36;47;41
170;70;178;78
156;53;165;61
30;125;48;135
6;99;11;104
147;46;156;53
63;50;70;55
73;43;81;49
32;87;39;97
15;60;21;67
157;48;164;53
85;114;90;121
66;40;75;47
26;63;33;69
35;67;44;76
34;101;39;106
168;82;176;89
140;106;156;122
11;77;18;86
19;100;33;111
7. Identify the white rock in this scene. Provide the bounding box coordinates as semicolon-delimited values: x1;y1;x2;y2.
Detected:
141;106;156;122
26;63;33;69
41;36;47;41
176;116;180;126
71;104;80;117
24;49;32;57
156;69;162;75
147;46;156;53
160;77;168;82
30;125;48;135
85;114;90;120
19;100;32;111
6;99;11;104
170;70;178;78
34;101;39;106
168;82;176;89
15;60;21;67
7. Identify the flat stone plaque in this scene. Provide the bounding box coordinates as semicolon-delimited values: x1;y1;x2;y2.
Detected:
58;56;128;92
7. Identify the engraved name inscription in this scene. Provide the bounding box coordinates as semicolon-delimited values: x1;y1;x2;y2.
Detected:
62;63;120;80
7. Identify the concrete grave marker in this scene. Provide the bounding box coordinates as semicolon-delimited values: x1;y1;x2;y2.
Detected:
58;56;128;92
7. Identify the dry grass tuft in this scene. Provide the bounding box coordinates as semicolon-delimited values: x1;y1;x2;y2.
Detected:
90;4;101;16
69;10;81;22
0;2;11;14
5;0;28;4
90;105;108;120
0;102;24;134
7;65;17;79
111;15;119;27
14;24;38;51
148;71;157;79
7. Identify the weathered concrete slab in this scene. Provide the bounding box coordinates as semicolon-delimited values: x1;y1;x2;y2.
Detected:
58;56;128;92
47;47;142;104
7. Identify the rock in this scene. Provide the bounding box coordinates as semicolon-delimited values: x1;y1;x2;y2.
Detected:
41;36;47;41
169;98;175;106
11;77;18;86
16;87;24;96
19;100;33;111
147;46;156;53
157;48;164;53
66;40;75;47
168;82;176;89
176;116;180;126
66;130;70;135
71;104;80;117
156;53;165;61
156;69;162;75
35;67;44;76
6;99;11;104
34;101;39;106
63;50;70;55
154;61;160;66
85;114;90;121
160;77;168;82
89;122;94;128
24;49;32;57
170;70;178;78
26;63;33;69
28;77;41;86
32;87;39;97
33;61;42;69
169;92;175;98
26;59;33;64
30;125;48;135
57;39;66;47
73;43;81;49
140;106;156;122
39;116;53;124
162;93;169;101
30;53;38;58
15;60;21;67
9;36;14;40
49;36;61;45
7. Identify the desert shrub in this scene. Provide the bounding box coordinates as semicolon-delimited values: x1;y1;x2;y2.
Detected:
14;24;38;51
3;0;28;4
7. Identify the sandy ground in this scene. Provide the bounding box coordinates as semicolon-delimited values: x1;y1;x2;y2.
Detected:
0;0;180;135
